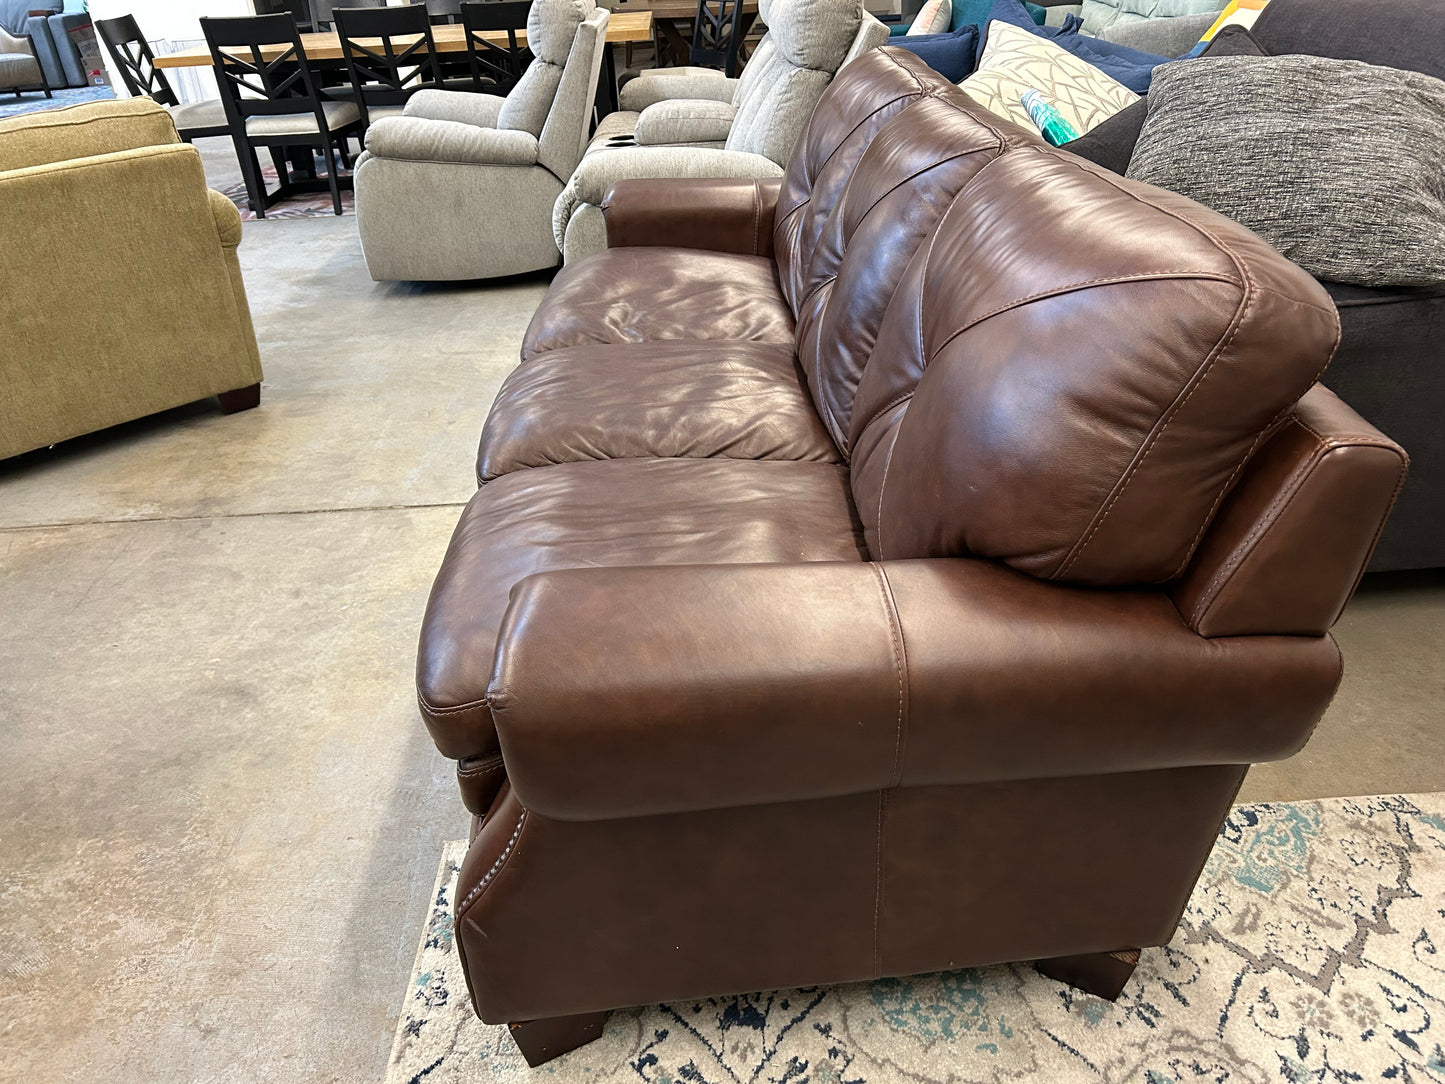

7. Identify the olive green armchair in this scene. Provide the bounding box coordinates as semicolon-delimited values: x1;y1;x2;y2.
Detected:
0;98;263;461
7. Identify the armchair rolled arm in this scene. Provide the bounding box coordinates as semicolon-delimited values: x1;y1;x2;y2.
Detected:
403;88;507;128
364;116;538;166
634;98;737;146
488;559;1341;822
603;177;780;256
619;71;740;111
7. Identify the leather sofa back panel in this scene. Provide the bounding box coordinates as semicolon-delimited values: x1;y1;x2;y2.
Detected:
773;48;949;313
850;149;1341;585
794;90;1028;454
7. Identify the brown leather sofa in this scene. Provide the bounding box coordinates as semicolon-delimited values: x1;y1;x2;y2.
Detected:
416;48;1407;1067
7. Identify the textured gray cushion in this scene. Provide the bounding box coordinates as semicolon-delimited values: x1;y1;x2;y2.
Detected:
1128;55;1445;287
246;100;361;137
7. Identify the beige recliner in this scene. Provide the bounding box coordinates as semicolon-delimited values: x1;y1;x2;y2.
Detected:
552;0;888;263
353;0;609;281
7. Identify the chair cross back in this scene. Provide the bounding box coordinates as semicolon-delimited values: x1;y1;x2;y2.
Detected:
203;14;328;122
95;15;179;106
460;0;532;94
690;0;742;75
333;3;444;112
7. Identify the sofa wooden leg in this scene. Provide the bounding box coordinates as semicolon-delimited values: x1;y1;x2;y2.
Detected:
217;383;261;414
507;1010;608;1066
1036;948;1141;1000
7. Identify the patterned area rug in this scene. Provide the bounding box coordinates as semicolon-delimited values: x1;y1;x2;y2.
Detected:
219;162;354;221
386;794;1445;1083
0;85;115;122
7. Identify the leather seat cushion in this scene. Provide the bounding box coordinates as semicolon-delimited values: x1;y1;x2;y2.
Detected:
520;247;795;360
418;457;867;762
477;340;841;483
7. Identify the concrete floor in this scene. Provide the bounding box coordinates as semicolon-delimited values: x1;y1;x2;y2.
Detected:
1;139;1442;1082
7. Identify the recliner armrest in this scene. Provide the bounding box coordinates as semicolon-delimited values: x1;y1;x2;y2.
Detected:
603;177;780;256
364;116;538;167
619;71;740;111
633;98;738;146
488;558;1340;822
403;88;506;128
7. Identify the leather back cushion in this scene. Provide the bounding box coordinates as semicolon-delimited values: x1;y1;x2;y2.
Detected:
794;89;1036;453
1250;0;1445;82
848;147;1341;585
773;47;951;312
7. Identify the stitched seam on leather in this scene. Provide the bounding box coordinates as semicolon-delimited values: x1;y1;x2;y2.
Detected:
870;564;908;789
842;145;996;249
872;789;888;978
928;271;1241;362
873;402;908;557
1056;274;1255;579
751;180;762;255
1164;300;1345;584
456;810;526;919
418;692;489;716
1189;418;1323;627
458;762;506;779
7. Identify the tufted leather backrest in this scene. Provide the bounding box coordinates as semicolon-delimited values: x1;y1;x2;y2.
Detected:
845;142;1341;586
772;48;948;311
793;87;1037;454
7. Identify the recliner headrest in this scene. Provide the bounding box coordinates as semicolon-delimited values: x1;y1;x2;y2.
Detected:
763;0;864;70
527;0;594;65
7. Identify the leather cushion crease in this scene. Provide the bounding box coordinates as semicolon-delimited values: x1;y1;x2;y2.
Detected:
414;44;1409;1049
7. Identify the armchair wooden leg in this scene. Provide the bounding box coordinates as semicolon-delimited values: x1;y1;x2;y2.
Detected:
507;1010;608;1067
1036;948;1141;1001
217;383;261;414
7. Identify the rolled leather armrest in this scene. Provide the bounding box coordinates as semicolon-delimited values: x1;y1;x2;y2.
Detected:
488;558;1341;822
364;116;538;166
634;99;738;146
569;145;784;206
603;177;780;256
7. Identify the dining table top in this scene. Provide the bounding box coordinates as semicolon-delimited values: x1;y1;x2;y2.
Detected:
153;10;655;68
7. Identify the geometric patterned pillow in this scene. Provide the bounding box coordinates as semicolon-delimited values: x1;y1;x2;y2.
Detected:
907;0;954;35
960;21;1140;134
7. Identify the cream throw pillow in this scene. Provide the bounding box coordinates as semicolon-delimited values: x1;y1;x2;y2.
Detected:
959;21;1140;134
907;0;953;35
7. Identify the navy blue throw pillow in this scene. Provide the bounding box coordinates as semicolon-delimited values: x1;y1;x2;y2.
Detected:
891;24;981;82
975;0;1166;93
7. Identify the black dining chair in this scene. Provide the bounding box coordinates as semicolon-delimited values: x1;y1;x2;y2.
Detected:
689;0;744;76
252;0;317;33
309;0;386;31
332;4;445;130
459;0;533;95
201;13;364;217
426;0;464;24
95;15;231;141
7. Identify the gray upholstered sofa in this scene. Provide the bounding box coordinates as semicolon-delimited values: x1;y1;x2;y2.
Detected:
353;0;609;281
0;0;89;89
552;0;889;263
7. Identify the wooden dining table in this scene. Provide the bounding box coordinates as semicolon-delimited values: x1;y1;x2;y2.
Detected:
152;12;656;68
154;12;654;115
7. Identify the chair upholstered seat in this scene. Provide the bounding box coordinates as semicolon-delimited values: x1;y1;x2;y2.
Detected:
166;98;228;132
0;51;42;86
245;99;361;137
